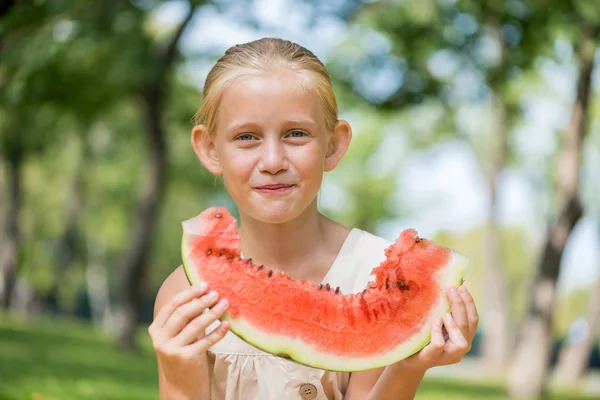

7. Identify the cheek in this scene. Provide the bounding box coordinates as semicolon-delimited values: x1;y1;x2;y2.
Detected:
291;145;326;185
218;148;252;190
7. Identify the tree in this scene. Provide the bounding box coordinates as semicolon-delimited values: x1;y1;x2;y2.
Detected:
0;0;134;309
507;26;598;399
334;0;533;369
113;0;207;349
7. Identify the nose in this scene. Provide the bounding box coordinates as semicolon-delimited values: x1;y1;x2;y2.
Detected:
258;137;288;174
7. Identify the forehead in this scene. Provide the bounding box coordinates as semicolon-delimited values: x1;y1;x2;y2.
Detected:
216;69;325;131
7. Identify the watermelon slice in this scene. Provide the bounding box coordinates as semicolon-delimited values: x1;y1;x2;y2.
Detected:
181;207;468;372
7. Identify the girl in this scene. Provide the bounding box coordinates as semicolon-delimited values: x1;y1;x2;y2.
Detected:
149;38;478;400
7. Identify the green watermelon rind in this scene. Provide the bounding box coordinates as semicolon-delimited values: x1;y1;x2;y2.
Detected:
181;236;469;372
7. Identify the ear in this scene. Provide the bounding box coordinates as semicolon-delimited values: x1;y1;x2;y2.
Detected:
191;125;223;176
324;120;352;172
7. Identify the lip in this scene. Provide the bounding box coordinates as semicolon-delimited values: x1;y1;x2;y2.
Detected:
256;184;294;190
254;184;295;194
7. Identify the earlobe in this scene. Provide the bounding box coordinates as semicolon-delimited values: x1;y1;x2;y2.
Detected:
191;125;223;176
324;120;352;172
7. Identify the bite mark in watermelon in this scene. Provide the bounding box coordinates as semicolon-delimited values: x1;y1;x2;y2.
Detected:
181;207;469;372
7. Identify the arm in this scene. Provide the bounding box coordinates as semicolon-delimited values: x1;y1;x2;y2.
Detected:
344;366;425;400
345;286;479;400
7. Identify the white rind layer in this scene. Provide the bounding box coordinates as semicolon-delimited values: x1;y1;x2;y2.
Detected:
182;237;469;372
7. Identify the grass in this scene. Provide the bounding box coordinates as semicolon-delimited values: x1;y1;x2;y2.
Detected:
0;313;597;400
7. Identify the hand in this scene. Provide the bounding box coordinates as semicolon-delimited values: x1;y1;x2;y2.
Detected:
401;286;478;371
148;283;230;396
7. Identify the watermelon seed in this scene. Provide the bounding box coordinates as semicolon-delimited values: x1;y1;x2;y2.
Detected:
228;254;235;260
246;258;252;264
207;249;213;255
219;249;225;256
326;283;331;291
415;237;421;243
397;280;409;290
268;270;273;277
385;281;389;289
318;284;323;290
258;265;264;270
215;212;222;218
335;286;340;294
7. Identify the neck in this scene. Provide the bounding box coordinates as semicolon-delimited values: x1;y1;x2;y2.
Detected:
238;201;335;280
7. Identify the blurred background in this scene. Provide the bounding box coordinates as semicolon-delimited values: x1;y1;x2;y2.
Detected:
0;0;599;399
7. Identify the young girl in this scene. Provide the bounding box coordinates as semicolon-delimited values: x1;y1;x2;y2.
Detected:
149;38;478;400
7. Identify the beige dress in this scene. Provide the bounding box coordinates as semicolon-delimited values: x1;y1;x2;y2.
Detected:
206;228;392;400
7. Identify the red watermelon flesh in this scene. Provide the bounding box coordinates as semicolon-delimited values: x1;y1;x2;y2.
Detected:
182;207;468;372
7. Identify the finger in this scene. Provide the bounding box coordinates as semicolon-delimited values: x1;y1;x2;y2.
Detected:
442;313;468;349
420;318;445;360
447;286;469;339
458;286;479;341
442;326;449;342
162;290;220;339
188;320;231;352
175;298;229;346
154;282;208;328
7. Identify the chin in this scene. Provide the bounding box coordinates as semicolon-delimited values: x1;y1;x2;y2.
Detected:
246;201;307;225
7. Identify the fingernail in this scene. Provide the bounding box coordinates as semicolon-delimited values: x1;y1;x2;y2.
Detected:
197;282;207;291
220;299;229;309
449;287;457;296
459;286;467;294
208;290;219;300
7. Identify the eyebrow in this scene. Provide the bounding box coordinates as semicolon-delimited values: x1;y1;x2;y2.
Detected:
224;119;319;134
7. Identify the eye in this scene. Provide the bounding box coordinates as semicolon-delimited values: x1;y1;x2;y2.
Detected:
236;133;256;141
287;130;307;138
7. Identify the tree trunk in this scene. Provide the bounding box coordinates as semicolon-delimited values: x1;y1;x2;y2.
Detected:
114;97;166;349
46;137;87;314
473;19;512;372
481;92;512;372
507;28;597;400
0;150;22;309
114;5;197;349
86;239;112;329
553;276;600;384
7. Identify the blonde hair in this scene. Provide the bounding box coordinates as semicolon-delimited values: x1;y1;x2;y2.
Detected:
194;37;338;135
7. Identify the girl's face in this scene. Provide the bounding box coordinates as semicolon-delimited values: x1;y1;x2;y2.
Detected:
193;68;351;224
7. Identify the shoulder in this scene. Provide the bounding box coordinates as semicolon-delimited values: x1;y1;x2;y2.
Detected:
327;228;393;294
352;228;393;259
153;265;190;318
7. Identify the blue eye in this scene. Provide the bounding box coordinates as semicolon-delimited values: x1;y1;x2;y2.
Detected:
237;133;255;141
288;130;307;138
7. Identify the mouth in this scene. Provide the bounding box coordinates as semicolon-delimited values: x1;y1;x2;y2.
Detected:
255;184;295;194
